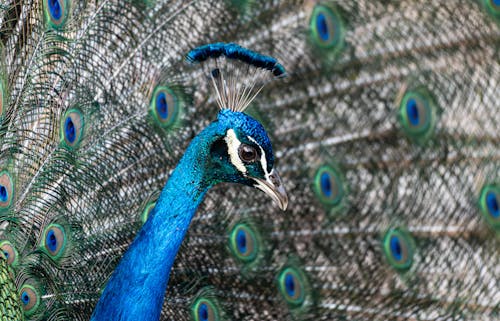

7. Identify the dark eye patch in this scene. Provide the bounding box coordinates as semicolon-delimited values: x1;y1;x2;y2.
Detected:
210;137;228;159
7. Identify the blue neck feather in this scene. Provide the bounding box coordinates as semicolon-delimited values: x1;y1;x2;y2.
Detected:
91;110;269;320
91;124;217;321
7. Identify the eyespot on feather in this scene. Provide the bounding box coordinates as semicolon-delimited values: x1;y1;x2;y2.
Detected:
382;228;415;271
228;223;260;263
191;297;220;321
309;4;345;50
150;86;181;129
479;184;500;231
41;224;67;260
398;87;437;143
43;0;70;29
277;266;310;308
61;108;84;148
0;170;14;210
19;284;41;317
313;165;344;207
0;240;18;266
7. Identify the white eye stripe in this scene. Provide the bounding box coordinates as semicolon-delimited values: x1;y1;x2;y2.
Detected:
225;129;247;174
248;136;269;177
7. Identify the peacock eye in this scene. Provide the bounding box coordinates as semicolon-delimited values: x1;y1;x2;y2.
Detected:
43;0;70;29
277;267;309;308
479;184;499;230
19;285;40;316
0;170;14;209
41;224;67;260
150;85;181;129
238;144;258;163
192;297;220;321
229;223;260;263
382;228;415;271
0;240;18;266
61;108;84;149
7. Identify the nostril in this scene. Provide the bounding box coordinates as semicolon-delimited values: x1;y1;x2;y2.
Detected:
269;173;279;186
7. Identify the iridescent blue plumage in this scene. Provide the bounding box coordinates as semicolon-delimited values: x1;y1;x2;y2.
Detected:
92;104;285;320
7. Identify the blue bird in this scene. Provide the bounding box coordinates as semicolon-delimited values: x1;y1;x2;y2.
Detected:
92;64;288;319
90;44;288;320
0;1;499;321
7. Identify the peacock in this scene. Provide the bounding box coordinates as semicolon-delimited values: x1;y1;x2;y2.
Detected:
0;0;499;320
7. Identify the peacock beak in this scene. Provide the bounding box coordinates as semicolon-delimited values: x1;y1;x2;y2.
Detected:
252;169;288;211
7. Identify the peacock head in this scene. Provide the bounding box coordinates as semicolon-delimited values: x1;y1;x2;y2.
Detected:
187;43;289;210
204;109;288;210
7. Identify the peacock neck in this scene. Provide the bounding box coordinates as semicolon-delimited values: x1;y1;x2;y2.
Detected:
91;130;214;321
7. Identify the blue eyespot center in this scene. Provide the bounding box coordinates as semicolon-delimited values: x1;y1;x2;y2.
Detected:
156;92;168;120
314;166;345;208
150;86;180;128
493;0;500;7
406;98;420;126
399;88;436;141
2;250;8;259
383;229;414;270
21;292;30;305
198;303;209;321
320;172;332;197
390;236;403;261
284;273;296;297
64;117;76;143
49;0;62;20
486;192;499;218
317;13;329;41
47;230;58;252
229;223;259;263
278;267;308;306
0;185;8;202
236;229;247;254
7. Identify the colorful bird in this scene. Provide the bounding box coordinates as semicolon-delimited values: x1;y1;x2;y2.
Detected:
0;1;498;320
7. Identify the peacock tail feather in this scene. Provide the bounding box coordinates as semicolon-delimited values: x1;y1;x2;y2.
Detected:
0;0;499;320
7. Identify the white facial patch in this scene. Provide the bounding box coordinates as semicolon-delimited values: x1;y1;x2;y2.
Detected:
225;129;247;174
248;136;270;178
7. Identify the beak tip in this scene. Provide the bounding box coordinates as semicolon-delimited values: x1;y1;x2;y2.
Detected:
252;169;288;211
279;198;288;211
